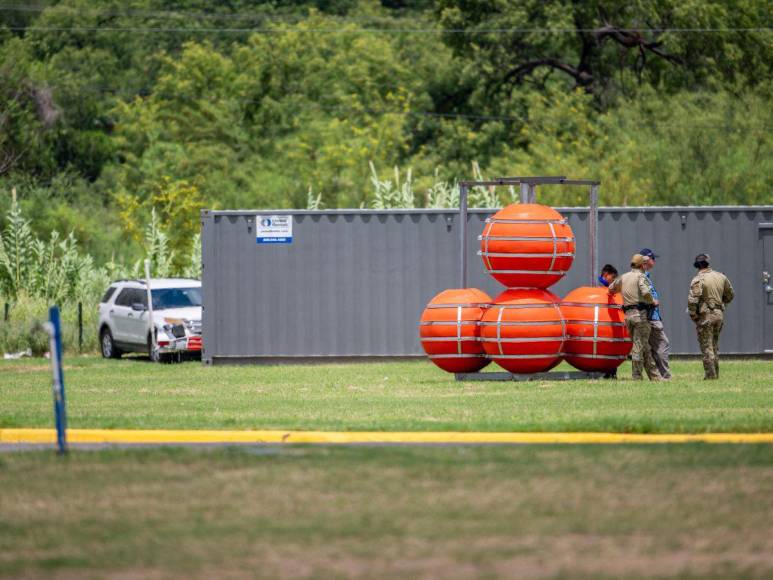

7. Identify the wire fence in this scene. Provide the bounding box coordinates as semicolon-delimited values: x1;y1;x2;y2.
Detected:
2;300;92;355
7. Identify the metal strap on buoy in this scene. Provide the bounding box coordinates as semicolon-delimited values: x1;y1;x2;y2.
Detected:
496;306;505;355
478;235;574;242
421;336;481;342
565;353;628;360
478;251;575;258
563;319;626;327
488;353;564;359
428;353;487;359
561;301;623;310
424;302;490;309
418;320;482;327
564;336;631;342
479;320;563;326
484;218;568;225
480;336;564;343
486;269;568;275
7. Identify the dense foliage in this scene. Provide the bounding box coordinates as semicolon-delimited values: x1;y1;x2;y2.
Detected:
1;0;772;267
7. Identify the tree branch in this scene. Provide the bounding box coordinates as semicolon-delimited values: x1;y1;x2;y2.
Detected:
594;25;683;65
503;58;594;88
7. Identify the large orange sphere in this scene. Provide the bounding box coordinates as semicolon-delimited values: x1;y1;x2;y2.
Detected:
480;289;565;373
560;287;632;373
479;203;575;289
419;288;492;373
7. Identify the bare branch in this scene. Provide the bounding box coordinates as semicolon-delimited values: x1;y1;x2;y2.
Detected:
594;25;683;65
504;58;594;88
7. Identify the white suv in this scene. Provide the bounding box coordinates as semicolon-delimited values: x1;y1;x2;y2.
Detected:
98;278;202;362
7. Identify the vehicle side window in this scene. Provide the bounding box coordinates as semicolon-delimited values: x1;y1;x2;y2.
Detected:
100;286;117;303
114;288;133;307
127;288;148;307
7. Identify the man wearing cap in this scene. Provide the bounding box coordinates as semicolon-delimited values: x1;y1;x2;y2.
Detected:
640;248;672;380
687;254;734;380
608;254;662;381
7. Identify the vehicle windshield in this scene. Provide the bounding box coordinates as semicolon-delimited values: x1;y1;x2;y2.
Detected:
151;287;202;310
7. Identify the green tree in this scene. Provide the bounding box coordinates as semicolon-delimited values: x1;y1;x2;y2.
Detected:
437;0;773;100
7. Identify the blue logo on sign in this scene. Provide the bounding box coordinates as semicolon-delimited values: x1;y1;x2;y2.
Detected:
261;218;272;227
257;237;292;244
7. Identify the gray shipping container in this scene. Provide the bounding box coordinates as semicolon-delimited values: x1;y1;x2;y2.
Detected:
201;206;773;364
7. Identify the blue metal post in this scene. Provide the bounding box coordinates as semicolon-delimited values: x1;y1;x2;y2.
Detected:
48;306;67;454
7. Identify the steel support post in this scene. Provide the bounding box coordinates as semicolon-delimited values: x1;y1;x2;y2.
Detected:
528;184;537;203
519;182;530;204
459;184;468;288
589;184;599;285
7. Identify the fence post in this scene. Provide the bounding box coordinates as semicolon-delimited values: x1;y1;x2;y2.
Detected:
77;302;83;352
3;302;8;322
46;306;68;455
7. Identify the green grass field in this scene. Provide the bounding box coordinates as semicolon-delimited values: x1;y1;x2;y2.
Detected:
2;356;772;578
1;357;772;433
2;445;772;579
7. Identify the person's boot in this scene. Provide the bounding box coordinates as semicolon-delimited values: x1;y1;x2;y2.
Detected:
647;368;663;381
703;358;716;380
632;359;644;380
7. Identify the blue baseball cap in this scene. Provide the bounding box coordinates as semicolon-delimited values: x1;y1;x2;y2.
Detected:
639;248;659;259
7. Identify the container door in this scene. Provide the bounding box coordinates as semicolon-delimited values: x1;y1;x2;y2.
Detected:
762;225;773;353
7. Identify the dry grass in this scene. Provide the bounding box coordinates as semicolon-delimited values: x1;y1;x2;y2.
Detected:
1;445;772;578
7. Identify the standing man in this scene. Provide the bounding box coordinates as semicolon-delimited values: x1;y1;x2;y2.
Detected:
687;254;734;380
609;255;662;381
640;248;672;380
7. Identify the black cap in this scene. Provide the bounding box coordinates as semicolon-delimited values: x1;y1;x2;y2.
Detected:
694;253;710;264
639;248;659;259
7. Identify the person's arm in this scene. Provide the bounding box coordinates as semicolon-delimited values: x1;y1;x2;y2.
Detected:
637;274;654;304
722;276;735;305
687;277;703;321
647;276;660;306
608;277;621;295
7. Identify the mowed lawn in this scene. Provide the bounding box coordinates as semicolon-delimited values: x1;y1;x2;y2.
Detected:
1;356;771;433
1;445;772;579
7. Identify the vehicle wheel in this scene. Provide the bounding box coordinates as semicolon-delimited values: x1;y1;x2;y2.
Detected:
100;328;122;359
147;334;169;363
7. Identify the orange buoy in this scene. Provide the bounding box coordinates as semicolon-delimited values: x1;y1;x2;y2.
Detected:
479;203;575;289
480;289;565;373
419;288;492;373
560;287;632;373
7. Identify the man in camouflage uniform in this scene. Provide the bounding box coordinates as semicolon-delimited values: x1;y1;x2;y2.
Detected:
640;248;672;380
609;254;662;381
687;254;734;380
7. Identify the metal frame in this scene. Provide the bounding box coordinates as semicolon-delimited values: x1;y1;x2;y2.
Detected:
458;176;600;289
456;175;601;382
456;370;605;382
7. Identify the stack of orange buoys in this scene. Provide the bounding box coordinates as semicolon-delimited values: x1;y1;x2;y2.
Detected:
480;289;565;373
479;204;575;289
420;202;577;375
419;288;492;373
559;286;632;373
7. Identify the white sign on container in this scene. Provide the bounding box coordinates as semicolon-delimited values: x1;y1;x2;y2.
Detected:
256;215;293;244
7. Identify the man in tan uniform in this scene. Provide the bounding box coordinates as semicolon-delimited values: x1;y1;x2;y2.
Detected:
687;254;734;380
608;254;662;381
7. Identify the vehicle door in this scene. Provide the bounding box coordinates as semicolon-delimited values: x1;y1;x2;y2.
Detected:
125;288;151;346
110;288;135;342
762;224;773;353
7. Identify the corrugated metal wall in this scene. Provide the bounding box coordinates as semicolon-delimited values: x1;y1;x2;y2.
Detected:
201;206;773;363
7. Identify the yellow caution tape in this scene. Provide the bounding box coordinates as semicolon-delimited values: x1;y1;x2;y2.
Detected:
1;428;772;445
